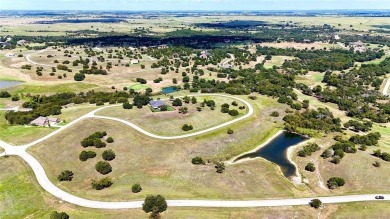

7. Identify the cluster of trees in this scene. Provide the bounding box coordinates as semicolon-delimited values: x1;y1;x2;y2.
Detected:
373;149;390;162
5;91;131;125
81;131;107;148
349;132;381;146
0;91;11;98
283;108;342;135
297;143;320;157
79;150;97;161
344;120;372;132
318;58;390;123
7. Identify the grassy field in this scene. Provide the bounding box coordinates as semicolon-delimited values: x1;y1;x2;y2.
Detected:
28;94;310;201
263;55;295;69
8;82;100;94
2;157;390;219
96;95;248;136
128;83;150;91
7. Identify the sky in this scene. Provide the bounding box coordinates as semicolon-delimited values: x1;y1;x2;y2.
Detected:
0;0;389;11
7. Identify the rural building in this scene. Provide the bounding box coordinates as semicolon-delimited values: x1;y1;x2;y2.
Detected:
349;41;366;53
200;50;209;59
131;59;139;64
158;44;169;49
149;100;166;110
221;63;233;69
17;39;28;46
30;116;60;127
333;35;341;40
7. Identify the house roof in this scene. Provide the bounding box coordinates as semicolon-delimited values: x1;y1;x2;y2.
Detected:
30;116;48;126
150;100;166;108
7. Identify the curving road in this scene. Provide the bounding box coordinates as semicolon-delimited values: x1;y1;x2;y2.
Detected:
25;49;54;67
0;94;388;209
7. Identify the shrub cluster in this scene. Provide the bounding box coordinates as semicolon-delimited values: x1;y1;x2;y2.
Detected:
79;150;97;161
92;177;113;190
80;131;107;148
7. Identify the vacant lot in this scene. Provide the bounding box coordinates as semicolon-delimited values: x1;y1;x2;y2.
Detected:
96;95;248;136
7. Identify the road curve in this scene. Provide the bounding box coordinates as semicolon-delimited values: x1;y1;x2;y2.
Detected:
0;94;388;209
25;49;54;67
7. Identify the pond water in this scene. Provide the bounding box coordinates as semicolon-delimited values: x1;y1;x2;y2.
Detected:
162;86;177;94
234;132;306;178
0;81;22;89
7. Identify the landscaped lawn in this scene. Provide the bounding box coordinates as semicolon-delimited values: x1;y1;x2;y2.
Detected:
128;83;150;91
9;82;99;94
96;95;249;136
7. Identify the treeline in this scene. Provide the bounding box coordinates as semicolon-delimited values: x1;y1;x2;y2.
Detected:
5;91;130;125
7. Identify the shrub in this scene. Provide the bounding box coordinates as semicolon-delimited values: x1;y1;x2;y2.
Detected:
132;183;142;193
221;107;229;113
309;199;322;209
231;101;238;106
270;111;280;117
50;211;69;219
106;137;114;143
373;161;381;168
182;124;193;131
215;162;225;173
227;128;234;134
327;177;345;189
92;177;113;190
79;150;96;161
57;170;74;181
102;149;116;161
228;109;239;116
123;102;133;109
305;163;316;172
74;73;85;81
0;91;11;98
191;156;205;165
297;143;320;157
11;96;20;101
95;161;112;175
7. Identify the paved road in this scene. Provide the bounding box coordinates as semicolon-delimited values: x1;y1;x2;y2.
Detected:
382;78;390;96
25;49;54;67
0;94;388;209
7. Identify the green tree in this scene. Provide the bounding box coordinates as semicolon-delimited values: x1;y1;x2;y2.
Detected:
143;195;168;219
172;98;182;106
305;163;316;172
215;162;225;173
309;199;322;209
74;73;85;81
106;137;114;143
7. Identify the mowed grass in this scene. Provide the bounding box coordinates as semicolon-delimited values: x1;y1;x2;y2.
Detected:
128;83;150;91
28;94;308;201
9;82;99;94
263;55;295;69
96;95;249;136
0;111;56;145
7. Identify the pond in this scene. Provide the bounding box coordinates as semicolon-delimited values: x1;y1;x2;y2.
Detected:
234;132;306;179
0;81;22;89
162;86;178;94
